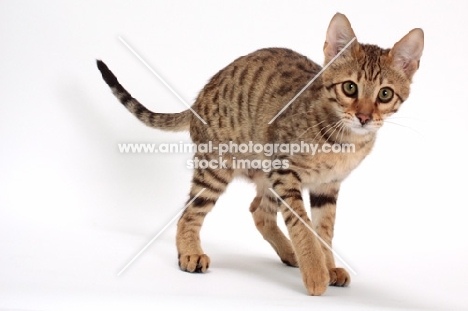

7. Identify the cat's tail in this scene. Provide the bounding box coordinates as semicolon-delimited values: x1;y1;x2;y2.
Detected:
96;60;191;132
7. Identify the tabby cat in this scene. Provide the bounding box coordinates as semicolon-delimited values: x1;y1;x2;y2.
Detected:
97;13;424;295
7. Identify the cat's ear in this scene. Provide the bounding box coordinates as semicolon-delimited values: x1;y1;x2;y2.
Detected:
389;28;424;79
324;13;358;63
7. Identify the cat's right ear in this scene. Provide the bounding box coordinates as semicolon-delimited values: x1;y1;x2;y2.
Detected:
324;13;358;63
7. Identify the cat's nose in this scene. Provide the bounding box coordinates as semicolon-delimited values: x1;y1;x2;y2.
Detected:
355;112;372;125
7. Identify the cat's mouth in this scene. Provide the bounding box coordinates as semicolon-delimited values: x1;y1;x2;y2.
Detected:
349;124;374;135
341;112;378;135
345;117;380;135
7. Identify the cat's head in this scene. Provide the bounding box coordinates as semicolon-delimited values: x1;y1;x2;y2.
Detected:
321;13;424;135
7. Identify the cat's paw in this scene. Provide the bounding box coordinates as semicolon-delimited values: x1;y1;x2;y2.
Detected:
328;267;350;287
302;265;330;296
178;254;210;273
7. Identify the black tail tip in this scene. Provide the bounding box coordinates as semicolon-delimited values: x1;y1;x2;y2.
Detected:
96;59;118;87
96;59;105;69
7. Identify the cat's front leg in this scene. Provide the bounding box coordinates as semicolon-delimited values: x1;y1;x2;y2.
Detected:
177;158;234;273
309;183;350;287
269;169;329;296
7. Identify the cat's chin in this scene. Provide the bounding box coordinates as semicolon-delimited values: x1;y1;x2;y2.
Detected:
348;125;376;135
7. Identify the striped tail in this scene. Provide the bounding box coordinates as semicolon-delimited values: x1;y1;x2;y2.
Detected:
96;60;191;132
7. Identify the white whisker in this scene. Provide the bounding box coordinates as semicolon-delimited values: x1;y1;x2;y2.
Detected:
317;120;342;144
338;122;348;144
310;122;336;143
297;119;328;139
386;116;424;122
325;120;343;144
384;120;425;139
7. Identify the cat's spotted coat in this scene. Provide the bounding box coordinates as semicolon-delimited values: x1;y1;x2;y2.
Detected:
97;13;424;295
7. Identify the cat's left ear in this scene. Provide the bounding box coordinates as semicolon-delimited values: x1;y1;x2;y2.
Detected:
389;28;424;80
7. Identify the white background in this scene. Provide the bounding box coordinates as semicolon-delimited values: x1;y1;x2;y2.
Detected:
1;1;467;310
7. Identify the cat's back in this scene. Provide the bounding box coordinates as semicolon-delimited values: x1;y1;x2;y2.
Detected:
191;48;322;144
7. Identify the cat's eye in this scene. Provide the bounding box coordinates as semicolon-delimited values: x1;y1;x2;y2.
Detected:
378;87;394;103
342;81;358;97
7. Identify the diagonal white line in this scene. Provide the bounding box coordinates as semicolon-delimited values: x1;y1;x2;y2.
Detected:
117;188;206;276
268;188;357;275
118;36;207;125
268;37;357;124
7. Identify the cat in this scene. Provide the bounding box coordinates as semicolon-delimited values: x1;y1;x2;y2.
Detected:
97;13;424;296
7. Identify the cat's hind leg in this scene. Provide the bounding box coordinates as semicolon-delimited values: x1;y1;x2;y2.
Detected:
250;195;298;267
